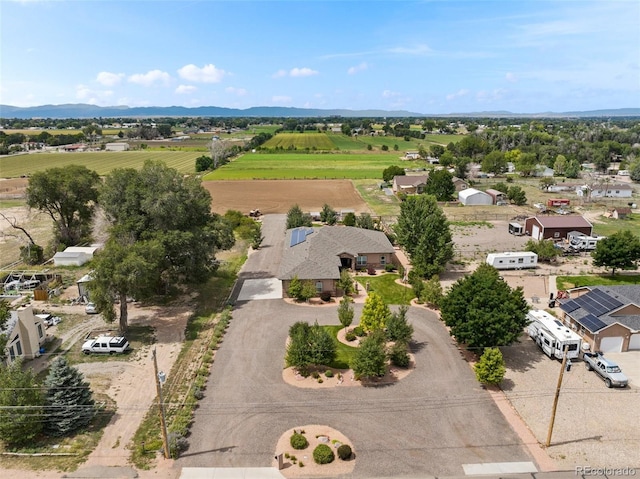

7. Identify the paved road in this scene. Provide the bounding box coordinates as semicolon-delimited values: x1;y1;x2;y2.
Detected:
179;215;533;477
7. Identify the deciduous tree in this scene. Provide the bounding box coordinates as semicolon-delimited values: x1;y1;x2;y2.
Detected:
474;348;506;385
481;151;507;175
592;230;640;275
338;297;354;332
424;169;455;201
440;263;529;350
525;239;558;262
320;204;337;225
394;195;454;278
0;360;43;447
286;204;312;229
26;165;100;247
360;292;390;333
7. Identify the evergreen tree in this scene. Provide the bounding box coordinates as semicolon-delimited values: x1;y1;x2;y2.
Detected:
385;305;413;343
342;212;356;226
0;360;44;447
337;270;354;295
351;330;387;380
320;204;338;225
360;292;390;333
287;276;303;300
337;297;354;331
474;348;506;385
355;213;376;230
44;357;95;437
420;275;444;308
286;204;312;229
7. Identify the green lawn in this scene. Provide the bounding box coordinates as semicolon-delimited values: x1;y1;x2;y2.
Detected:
202;152;420;180
352;180;401;216
591;215;640;236
556;274;640;290
0;151;200;177
356;273;415;305
322;325;358;369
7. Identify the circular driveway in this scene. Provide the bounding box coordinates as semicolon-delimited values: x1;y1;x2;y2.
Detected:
178;216;532;477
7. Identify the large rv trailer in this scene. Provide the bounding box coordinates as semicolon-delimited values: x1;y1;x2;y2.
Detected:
527;310;582;360
486;251;538;270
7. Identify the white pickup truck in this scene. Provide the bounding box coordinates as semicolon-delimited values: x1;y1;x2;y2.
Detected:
82;336;130;355
583;352;628;388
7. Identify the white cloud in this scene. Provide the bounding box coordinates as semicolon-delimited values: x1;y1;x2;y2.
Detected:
505;72;518;83
386;44;432;55
446;89;470;101
382;90;401;98
177;63;226;83
273;67;319;78
347;62;368;75
290;67;318;77
128;70;171;87
175;85;197;94
96;72;125;87
225;86;247;96
75;84;114;104
272;95;292;104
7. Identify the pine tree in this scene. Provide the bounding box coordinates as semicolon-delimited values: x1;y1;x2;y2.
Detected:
44;357;95;437
0;360;43;447
385;305;413;343
351;330;387;380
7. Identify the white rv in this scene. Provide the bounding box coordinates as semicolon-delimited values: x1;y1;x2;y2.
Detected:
567;231;606;251
527;310;582;360
486;251;538;270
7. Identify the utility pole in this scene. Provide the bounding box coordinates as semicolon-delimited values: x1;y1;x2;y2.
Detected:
153;348;171;459
545;346;569;447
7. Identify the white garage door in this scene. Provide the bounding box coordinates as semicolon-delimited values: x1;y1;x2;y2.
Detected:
532;224;540;240
600;336;624;353
629;334;640;350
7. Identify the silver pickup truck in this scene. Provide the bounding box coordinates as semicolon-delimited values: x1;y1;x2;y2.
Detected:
583;352;628;388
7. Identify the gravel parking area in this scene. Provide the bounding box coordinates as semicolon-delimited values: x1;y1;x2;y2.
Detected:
501;336;640;470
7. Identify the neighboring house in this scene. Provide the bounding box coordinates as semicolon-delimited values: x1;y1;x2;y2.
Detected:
485;188;507;205
452;177;468;192
610;207;632;220
559;285;640;353
392;175;428;194
404;151;420;160
524;215;593;240
547;184;578;193
2;304;46;364
458;188;493;206
534;166;554;177
577;184;633;198
278;226;396;298
105;142;129;151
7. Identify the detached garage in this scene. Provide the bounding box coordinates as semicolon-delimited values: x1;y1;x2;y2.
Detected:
524;215;593;240
458;188;493;206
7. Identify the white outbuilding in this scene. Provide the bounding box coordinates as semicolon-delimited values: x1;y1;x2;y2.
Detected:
458;188;493;206
105;142;129;152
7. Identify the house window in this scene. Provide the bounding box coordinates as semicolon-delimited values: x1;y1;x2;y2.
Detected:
9;346;15;361
315;281;323;293
554;232;560;238
16;341;22;356
356;256;367;267
380;256;386;266
37;324;43;338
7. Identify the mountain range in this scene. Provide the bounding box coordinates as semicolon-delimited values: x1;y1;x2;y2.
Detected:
1;104;639;119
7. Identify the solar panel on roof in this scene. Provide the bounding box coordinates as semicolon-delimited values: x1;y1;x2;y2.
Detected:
579;313;607;332
560;300;580;313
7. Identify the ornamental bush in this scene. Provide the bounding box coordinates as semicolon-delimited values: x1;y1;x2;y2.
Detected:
313;444;335;464
325;370;334;378
337;444;352;460
345;332;356;341
352;326;365;337
290;432;308;450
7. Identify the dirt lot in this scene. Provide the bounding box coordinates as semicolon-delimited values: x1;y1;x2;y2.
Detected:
202;179;371;215
0;178;28;198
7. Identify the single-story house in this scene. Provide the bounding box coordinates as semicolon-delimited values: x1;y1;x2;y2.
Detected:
458;188;493;206
392;175;428;194
404;151;420;160
559;285;640;353
610;207;632;220
524;215;593;240
485;188;507;205
2;304;47;364
577;184;633;198
452;177;468;192
278;226;396;298
105;142;129;152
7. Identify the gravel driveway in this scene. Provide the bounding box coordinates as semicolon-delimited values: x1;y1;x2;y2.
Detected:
179;214;533;477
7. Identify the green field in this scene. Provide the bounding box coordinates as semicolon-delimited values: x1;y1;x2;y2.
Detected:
263;132;335;150
202;152;421;180
0;151;199;177
591;215;640;236
556;274;640;290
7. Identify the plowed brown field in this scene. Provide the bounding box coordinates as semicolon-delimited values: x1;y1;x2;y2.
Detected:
202;179;371;214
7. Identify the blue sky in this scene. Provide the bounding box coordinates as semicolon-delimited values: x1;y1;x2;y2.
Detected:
1;0;639;114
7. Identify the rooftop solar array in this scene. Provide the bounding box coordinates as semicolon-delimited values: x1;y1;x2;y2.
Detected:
578;313;608;332
590;288;623;310
289;227;314;247
560;300;580;313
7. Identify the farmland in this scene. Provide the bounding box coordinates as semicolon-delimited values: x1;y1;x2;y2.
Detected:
0;151;199;177
263;132;335;150
202;152;423;180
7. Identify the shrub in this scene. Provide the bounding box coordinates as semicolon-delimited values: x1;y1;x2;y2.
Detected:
290;433;308;450
352;326;365;337
320;291;331;302
325;370;334;378
337;444;352;460
317;378;323;383
345;332;356;341
367;266;376;275
384;263;396;272
312;371;320;379
389;341;411;368
313;444;335;464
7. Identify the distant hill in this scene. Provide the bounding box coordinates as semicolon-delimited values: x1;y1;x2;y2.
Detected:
0;103;638;119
